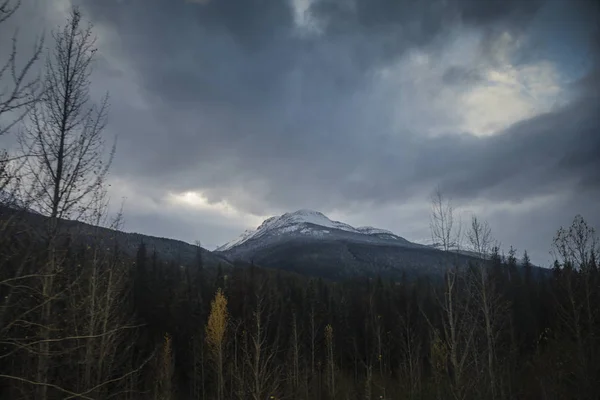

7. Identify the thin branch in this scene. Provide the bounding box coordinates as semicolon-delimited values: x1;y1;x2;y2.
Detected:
0;374;95;400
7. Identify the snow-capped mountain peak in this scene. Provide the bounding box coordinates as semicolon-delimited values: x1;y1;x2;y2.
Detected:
216;209;406;252
276;209;356;232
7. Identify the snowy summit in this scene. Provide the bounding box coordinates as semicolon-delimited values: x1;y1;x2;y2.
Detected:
216;209;402;252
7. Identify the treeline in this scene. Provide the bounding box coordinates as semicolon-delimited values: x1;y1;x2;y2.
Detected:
1;209;599;400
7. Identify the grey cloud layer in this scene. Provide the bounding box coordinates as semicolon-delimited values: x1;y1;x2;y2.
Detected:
3;0;597;261
72;0;598;195
69;0;599;216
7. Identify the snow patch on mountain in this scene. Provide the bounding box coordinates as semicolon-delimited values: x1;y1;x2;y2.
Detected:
216;229;255;251
216;209;403;252
356;226;394;235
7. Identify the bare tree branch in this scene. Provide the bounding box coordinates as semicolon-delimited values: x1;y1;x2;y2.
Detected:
0;374;95;400
17;7;115;225
0;0;43;136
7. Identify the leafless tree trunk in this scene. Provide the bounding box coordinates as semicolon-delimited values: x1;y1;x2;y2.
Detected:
68;195;140;398
244;285;281;400
364;364;372;400
466;215;507;399
325;324;335;399
398;300;422;398
229;319;245;400
36;247;59;400
442;269;476;400
310;303;317;377
428;187;474;400
191;333;207;400
290;312;300;394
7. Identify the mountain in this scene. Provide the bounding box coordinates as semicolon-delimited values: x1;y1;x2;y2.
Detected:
0;205;231;268
215;209;478;279
2;205;543;281
216;209;415;251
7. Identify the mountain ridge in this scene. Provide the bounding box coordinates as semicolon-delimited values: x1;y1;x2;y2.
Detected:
216;209;411;252
0;205;231;268
214;209;482;279
2;205;544;281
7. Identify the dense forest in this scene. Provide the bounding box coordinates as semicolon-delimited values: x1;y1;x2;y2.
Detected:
1;203;599;400
1;4;599;400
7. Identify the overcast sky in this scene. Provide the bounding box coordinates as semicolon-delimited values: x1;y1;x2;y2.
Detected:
1;0;599;266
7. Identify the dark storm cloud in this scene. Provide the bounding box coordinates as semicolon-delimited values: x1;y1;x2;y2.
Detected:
309;0;544;69
2;0;595;260
64;0;600;216
76;0;299;109
431;99;600;200
76;0;547;111
311;0;543;32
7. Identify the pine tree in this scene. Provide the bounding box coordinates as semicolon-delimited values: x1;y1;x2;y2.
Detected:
522;251;532;283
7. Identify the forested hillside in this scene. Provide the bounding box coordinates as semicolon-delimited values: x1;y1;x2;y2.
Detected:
1;207;599;399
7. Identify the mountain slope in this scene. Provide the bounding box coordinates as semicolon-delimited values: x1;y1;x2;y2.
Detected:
217;209;416;252
215;209;477;279
0;205;231;268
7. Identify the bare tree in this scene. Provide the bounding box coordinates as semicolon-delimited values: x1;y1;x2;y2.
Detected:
553;214;599;271
551;215;600;398
71;197;141;398
466;215;507;399
18;7;114;225
0;0;43;137
30;9;104;399
0;170;145;399
1;9;119;399
466;216;493;261
0;0;43;212
244;284;282;400
428;187;475;400
430;186;462;253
